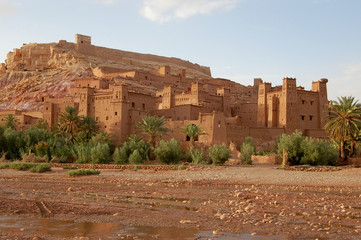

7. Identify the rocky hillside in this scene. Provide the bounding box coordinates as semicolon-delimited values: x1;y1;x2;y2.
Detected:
0;38;212;111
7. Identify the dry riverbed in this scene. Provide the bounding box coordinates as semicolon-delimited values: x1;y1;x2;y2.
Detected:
0;164;361;239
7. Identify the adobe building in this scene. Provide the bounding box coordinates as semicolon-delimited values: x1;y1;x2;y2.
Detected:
43;45;329;147
0;110;42;130
3;34;330;147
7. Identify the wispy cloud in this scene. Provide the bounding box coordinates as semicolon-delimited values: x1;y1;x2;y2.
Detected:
0;0;20;17
140;0;239;23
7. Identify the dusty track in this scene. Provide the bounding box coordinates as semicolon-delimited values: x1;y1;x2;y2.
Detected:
0;165;361;239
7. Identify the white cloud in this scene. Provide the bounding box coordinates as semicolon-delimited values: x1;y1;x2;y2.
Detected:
140;0;239;23
0;0;19;17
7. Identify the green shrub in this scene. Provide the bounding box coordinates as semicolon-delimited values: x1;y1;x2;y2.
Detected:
113;147;128;164
0;162;50;173
2;128;26;160
240;137;256;165
208;144;231;165
154;138;183;164
300;137;338;166
24;128;51;154
35;141;50;158
129;150;143;165
48;136;73;162
90;143;110;164
277;130;339;166
277;130;304;165
29;164;51;173
90;132;116;153
67;169;101;177
73;143;92;164
9;162;36;171
0;163;10;169
189;149;204;164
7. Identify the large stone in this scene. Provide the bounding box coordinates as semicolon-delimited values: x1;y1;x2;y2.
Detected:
251;154;282;165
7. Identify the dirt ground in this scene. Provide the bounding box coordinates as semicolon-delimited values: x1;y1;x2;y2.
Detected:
0;164;361;240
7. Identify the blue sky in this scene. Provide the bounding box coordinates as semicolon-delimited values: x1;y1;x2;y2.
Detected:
0;0;360;100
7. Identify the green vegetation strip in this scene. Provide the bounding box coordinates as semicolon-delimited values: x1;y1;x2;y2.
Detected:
67;169;101;177
0;162;51;173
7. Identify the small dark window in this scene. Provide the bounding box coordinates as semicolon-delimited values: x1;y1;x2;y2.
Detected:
106;116;109;120
145;76;148;80
310;101;314;105
104;126;107;129
41;97;44;102
46;107;48;110
25;122;27;125
81;41;84;43
301;115;305;121
132;102;135;108
142;103;145;110
310;116;313;121
302;100;305;104
115;112;118;116
96;117;99;121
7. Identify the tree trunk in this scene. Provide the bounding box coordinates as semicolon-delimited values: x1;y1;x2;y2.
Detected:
349;141;355;159
149;136;156;160
340;140;346;165
189;137;195;152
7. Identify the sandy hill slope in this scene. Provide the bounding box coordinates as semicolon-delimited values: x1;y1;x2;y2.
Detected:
0;37;212;111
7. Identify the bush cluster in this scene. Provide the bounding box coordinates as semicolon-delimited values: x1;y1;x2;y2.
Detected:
189;149;204;164
67;169;101;177
277;130;338;166
154;138;183;164
0;162;51;173
113;135;149;164
240;137;256;165
208;144;231;165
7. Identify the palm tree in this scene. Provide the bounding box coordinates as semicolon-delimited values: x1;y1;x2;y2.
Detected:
57;106;81;142
325;96;361;164
3;114;18;130
79;116;100;141
135;115;171;149
181;124;206;151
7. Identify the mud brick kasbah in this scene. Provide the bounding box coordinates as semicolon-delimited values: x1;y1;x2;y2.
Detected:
0;34;329;147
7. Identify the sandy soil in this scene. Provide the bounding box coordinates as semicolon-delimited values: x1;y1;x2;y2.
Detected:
0;164;361;239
